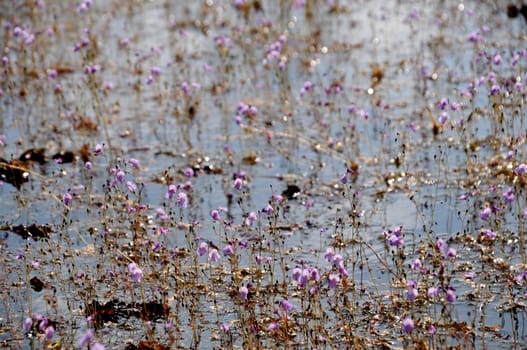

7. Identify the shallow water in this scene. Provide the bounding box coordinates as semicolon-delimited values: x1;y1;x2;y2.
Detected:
1;0;527;349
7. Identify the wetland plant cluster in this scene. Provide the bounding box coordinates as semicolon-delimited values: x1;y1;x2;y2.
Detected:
1;0;527;349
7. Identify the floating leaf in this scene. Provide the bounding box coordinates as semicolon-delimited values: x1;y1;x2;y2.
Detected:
125;341;170;350
19;148;47;164
52;151;75;164
242;151;259;165
79;144;91;163
282;184;301;200
30;276;44;292
0;158;29;189
8;224;53;240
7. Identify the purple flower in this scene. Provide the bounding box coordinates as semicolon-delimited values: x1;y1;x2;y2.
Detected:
268;322;278;331
479;207;492;220
208;249;220;262
23;317;32;331
166;184;177;199
292;267;302;282
429;325;437;335
128;158;140;168
176;192;188;208
411;258;422;270
151;66;161;76
263;204;274;215
92;343;105;350
233;178;243;190
116;170;125;182
184;167;194;178
427;286;439;298
126;181;136;192
446;247;457;258
127;262;143;283
339;173;348;184
280;299;293;312
63;192;72;206
210;209;221;221
407;288;418;301
93;144;104;156
503;187;515;204
438;98;448;110
328;273;340;288
484;229;496;240
516;162;527;174
197;242;208;256
238;286;248;300
492;54;502;65
221;322;230;332
78;329;93;347
489;84;501;96
85;161;92;170
223;244;234;256
45;325;54;339
271;194;283;203
446;288;456;302
402;317;414;333
439;112;449;124
435;238;445;252
324;247;335;262
245;211;257;226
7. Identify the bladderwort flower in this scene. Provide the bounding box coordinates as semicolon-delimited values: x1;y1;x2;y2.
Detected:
126;181;136;193
91;343;105;350
222;244;234;256
484;228;497;240
324;247;335;262
489;84;501;96
411;258;422;270
210;209;221;221
492;54;502;65
439;112;449;124
435;238;445;252
271;194;283;203
503;187;515;204
438;98;448;110
407;287;418;301
93;144;104;156
446;247;457;259
402;317;414;333
208;249;220;262
263;204;274;215
184;167;194;178
220;322;230;332
238;285;248;300
233;178;243;190
127;262;143;283
197;242;208;256
429;325;437;335
63;192;72;206
23;317;32;331
245;211;257;226
176;192;188;208
385;226;404;249
427;286;439;298
328;273;340;288
480;207;492;220
78;329;93;347
128;158;140;168
446;288;456;302
45;325;54;339
280;299;293;312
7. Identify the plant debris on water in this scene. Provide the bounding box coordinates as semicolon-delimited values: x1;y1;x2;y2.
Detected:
2;1;527;349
